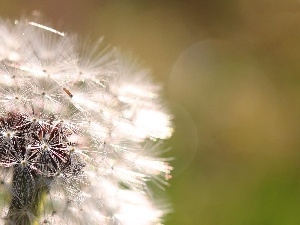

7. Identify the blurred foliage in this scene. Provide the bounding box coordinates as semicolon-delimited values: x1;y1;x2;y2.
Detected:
1;0;300;224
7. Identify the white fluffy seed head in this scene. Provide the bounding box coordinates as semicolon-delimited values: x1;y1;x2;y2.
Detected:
0;17;173;225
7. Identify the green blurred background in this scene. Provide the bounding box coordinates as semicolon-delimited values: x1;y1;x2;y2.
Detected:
1;0;300;224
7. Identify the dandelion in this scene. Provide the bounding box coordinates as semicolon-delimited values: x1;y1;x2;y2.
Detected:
0;17;173;225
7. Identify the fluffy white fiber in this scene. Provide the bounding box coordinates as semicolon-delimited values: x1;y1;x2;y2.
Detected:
0;17;173;225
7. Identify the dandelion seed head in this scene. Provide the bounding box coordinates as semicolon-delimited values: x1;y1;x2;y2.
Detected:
0;17;173;225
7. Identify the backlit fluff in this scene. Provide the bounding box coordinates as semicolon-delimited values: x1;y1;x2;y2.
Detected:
0;18;173;225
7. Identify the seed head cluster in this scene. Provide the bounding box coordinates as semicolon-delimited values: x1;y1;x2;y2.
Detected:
0;18;173;225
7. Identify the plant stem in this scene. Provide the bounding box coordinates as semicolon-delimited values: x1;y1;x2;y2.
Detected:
6;167;49;225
